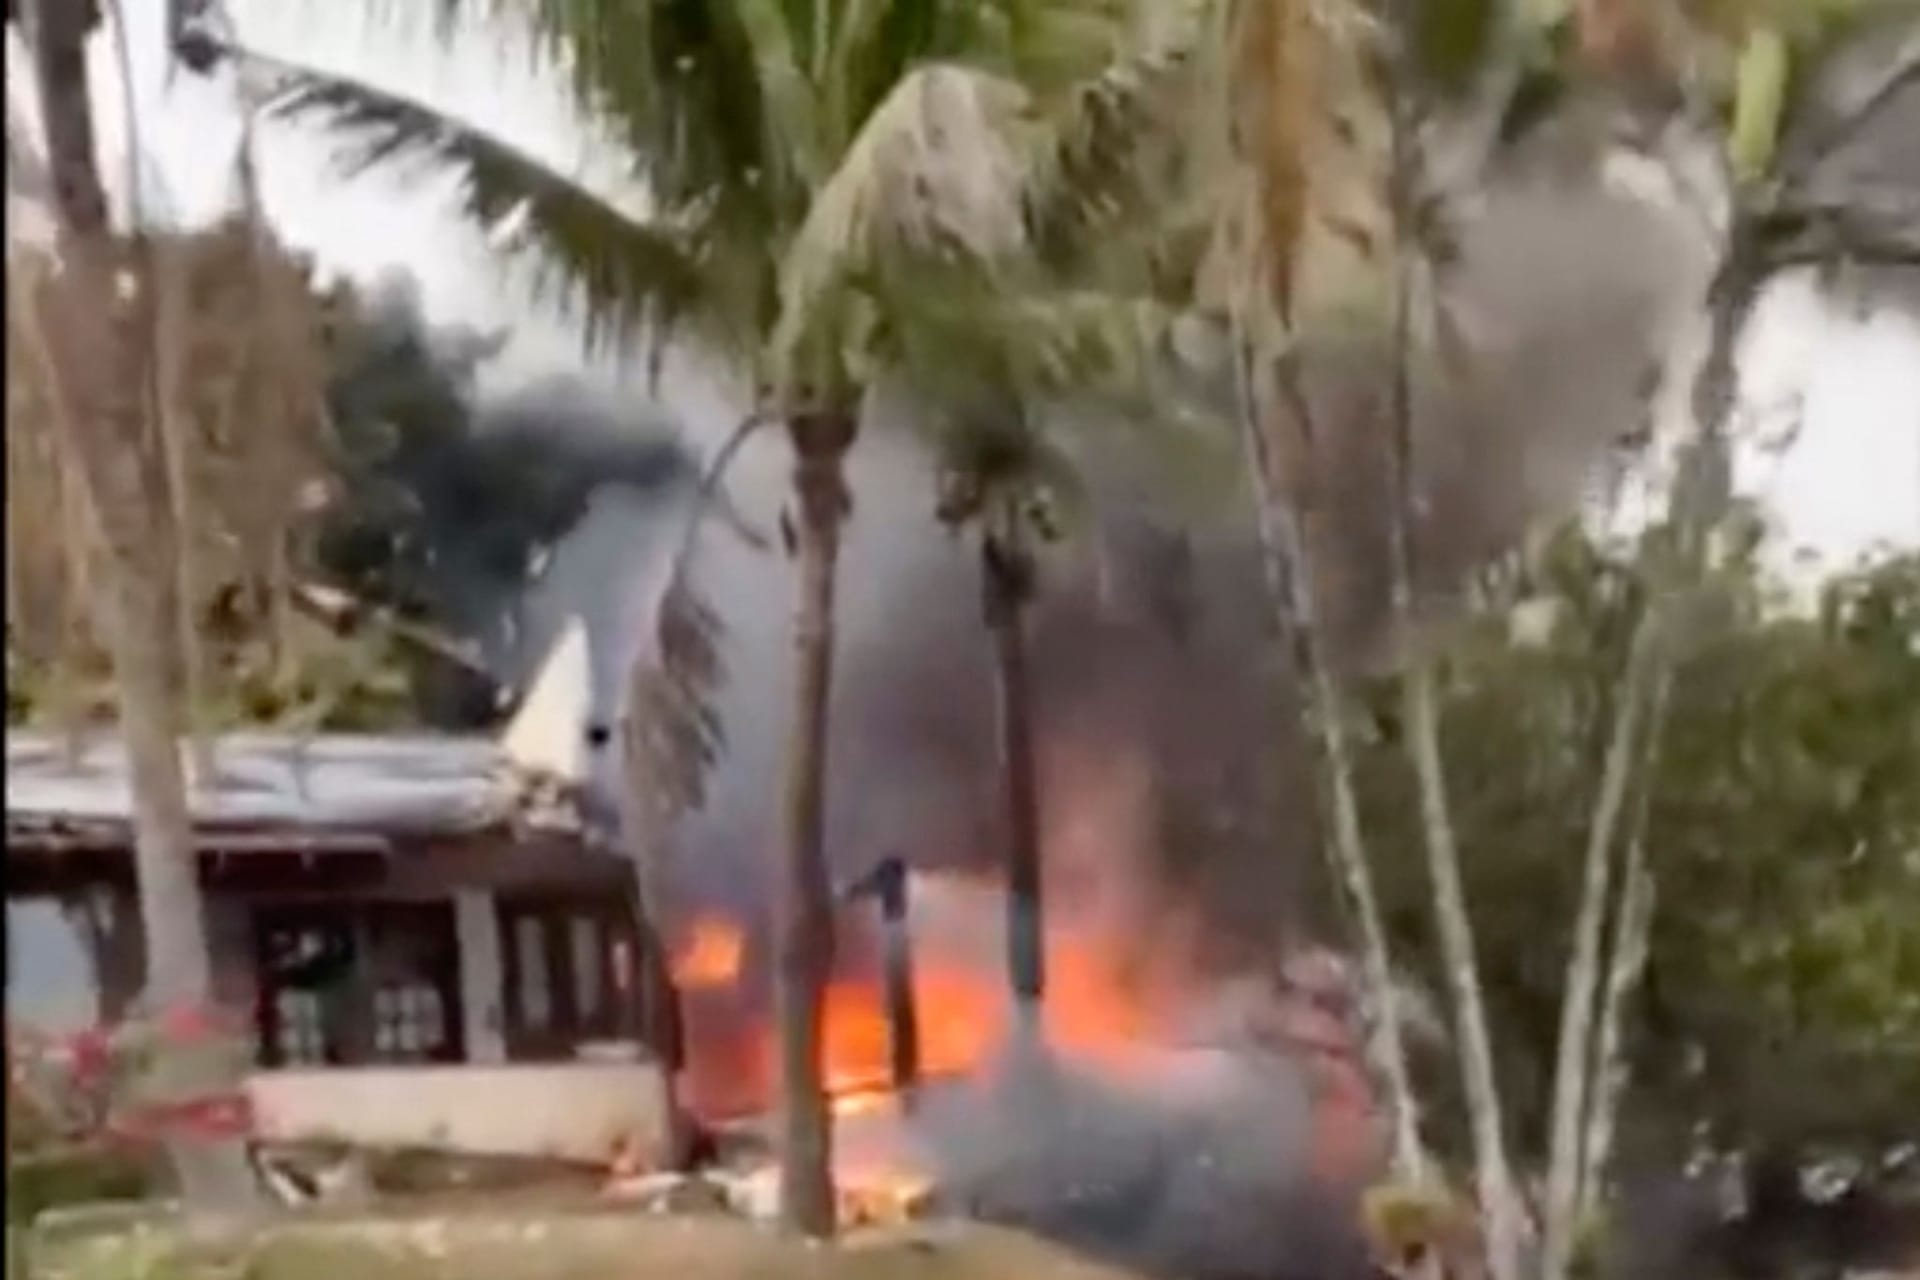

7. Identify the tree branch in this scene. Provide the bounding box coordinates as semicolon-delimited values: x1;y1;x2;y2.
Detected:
287;578;490;677
1777;41;1920;181
1758;193;1920;270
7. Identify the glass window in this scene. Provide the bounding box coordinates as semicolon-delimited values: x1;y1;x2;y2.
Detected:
516;916;551;1030
570;916;603;1023
276;989;325;1064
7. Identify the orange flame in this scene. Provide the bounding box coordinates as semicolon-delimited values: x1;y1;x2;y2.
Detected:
675;919;1159;1121
672;916;746;990
813;939;1153;1097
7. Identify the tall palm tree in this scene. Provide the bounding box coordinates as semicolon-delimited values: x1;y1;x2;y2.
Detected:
1205;0;1433;1194
9;0;266;1210
1212;4;1916;1276
930;401;1069;1027
1540;5;1920;1275
205;1;1205;1232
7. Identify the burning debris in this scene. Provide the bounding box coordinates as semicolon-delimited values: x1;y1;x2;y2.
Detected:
667;869;1169;1122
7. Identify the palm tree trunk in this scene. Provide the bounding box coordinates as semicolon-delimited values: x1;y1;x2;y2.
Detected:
1381;70;1522;1273
1236;337;1427;1185
1401;660;1524;1280
24;0;257;1213
1578;665;1671;1222
775;409;856;1238
1539;613;1660;1277
1577;798;1657;1225
983;520;1044;1028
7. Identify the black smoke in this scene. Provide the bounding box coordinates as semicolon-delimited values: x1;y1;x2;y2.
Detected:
314;273;696;726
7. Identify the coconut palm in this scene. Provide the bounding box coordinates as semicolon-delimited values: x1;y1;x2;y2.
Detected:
1536;6;1920;1276
190;0;1212;1231
1210;4;1916;1277
937;409;1058;1025
6;0;327;1210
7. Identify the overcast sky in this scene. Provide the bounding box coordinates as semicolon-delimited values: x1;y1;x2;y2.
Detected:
13;0;1919;576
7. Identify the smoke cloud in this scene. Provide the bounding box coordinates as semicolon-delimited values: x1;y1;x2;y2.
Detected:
917;1031;1369;1280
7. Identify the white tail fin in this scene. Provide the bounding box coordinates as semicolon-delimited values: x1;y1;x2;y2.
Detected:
500;617;591;785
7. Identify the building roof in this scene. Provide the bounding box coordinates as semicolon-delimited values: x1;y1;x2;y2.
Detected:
4;733;528;844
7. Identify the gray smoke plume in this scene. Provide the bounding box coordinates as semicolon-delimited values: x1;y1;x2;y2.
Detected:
913;1029;1374;1280
1291;140;1712;668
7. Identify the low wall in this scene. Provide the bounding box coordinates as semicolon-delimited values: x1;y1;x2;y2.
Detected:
246;1061;669;1164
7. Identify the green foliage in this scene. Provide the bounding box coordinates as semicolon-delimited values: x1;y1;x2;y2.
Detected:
1351;525;1920;1164
264;66;707;357
239;0;1189;417
1407;0;1503;96
1645;550;1920;1152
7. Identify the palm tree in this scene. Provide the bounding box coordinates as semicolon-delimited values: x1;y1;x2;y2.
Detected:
1205;0;1433;1193
1211;4;1916;1275
206;1;1204;1232
8;0;275;1210
1539;6;1920;1275
930;401;1066;1026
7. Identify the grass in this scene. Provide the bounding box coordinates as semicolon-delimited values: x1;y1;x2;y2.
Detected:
23;1207;1151;1280
7;1146;158;1227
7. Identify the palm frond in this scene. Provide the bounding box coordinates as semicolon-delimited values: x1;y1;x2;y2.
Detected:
773;61;1032;399
977;0;1141;96
623;578;727;840
1217;0;1395;329
242;44;710;354
508;0;792;245
875;253;1178;414
616;407;767;849
1020;0;1214;282
731;0;825;186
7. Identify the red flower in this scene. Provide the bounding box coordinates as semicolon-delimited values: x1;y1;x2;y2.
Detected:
66;1027;112;1083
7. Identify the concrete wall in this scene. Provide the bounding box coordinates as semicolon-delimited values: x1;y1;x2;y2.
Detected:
246;1060;668;1164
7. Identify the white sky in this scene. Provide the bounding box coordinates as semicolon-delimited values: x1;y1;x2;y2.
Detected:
14;0;1920;577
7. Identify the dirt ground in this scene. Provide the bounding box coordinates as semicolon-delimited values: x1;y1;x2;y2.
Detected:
25;1208;1152;1280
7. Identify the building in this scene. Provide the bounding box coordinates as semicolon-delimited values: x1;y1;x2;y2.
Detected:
5;731;643;1068
5;631;676;1161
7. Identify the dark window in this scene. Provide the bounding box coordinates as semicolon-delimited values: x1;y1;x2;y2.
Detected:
570;915;603;1023
498;899;630;1060
253;903;464;1067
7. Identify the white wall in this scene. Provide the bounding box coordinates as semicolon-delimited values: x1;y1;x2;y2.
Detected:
247;1061;670;1163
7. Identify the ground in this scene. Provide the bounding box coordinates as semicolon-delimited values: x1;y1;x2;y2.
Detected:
22;1206;1153;1280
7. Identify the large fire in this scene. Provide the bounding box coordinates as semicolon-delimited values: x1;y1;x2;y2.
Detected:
669;887;1164;1122
663;873;1386;1214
